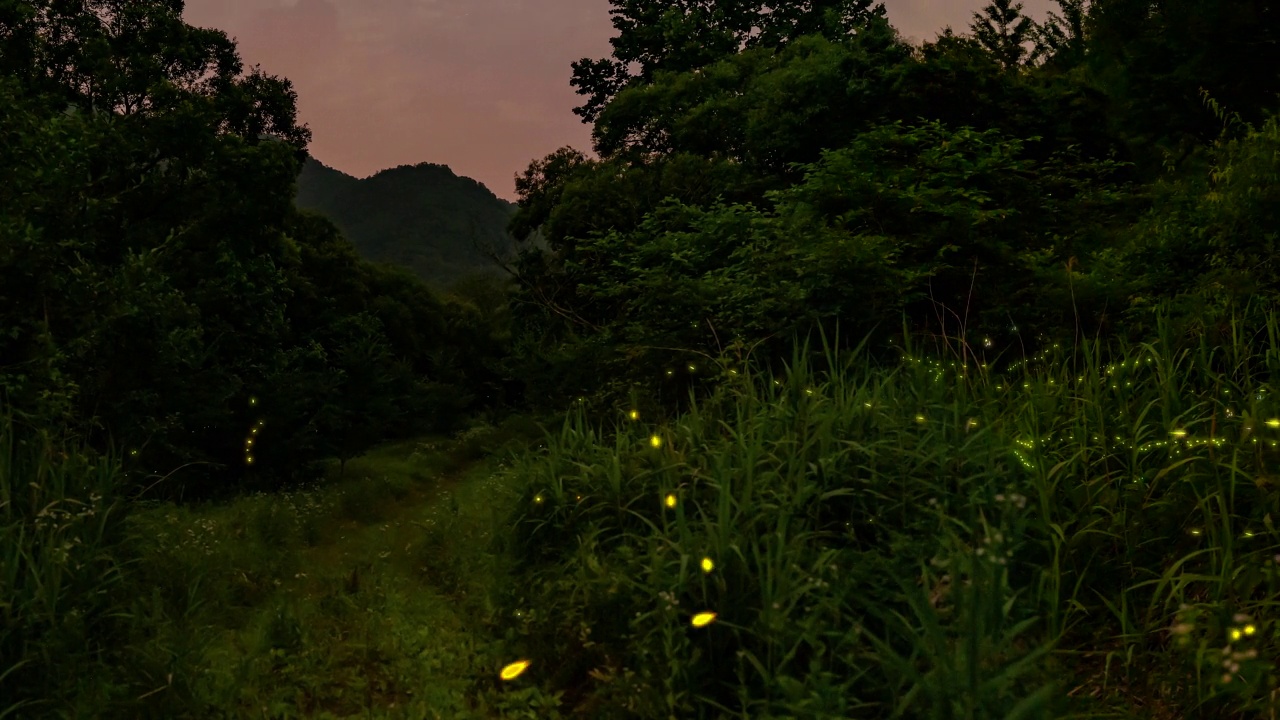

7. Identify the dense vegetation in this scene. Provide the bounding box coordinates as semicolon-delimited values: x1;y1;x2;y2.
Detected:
2;0;1280;717
293;156;523;293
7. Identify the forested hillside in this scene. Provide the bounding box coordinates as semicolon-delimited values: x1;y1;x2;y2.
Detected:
294;155;521;292
501;0;1279;417
3;0;1280;717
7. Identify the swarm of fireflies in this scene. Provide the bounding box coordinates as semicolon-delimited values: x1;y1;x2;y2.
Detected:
500;660;531;681
245;415;265;466
691;612;717;628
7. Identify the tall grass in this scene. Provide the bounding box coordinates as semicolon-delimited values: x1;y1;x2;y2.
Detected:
0;405;134;717
6;294;1280;718
489;297;1280;718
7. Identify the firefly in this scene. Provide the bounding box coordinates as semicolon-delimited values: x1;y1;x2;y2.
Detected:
691;612;717;628
500;660;531;681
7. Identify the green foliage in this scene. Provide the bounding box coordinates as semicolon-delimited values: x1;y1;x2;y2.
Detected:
1081;0;1280;177
295;156;520;291
969;0;1043;70
493;305;1280;717
0;1;509;500
7;0;1280;716
507;8;1159;417
1113;100;1280;345
0;404;135;717
508;116;1142;415
569;0;890;125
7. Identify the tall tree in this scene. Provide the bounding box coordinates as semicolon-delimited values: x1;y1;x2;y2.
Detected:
969;0;1042;70
569;0;888;127
1034;0;1089;72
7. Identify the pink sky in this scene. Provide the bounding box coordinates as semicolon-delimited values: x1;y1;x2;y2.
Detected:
183;0;1054;202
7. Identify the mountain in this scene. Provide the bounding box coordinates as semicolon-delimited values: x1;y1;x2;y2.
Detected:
293;155;521;292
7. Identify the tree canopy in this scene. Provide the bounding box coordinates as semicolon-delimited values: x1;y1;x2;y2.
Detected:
504;0;1280;416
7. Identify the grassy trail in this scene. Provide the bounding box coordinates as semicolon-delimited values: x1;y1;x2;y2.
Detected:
118;423;555;719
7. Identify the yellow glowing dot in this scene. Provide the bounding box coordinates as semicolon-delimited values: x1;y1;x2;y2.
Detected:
129;449;138;456
691;612;717;628
629;410;639;420
575;494;582;501
1171;429;1187;437
534;495;543;504
1190;528;1202;536
650;435;662;448
246;455;254;465
1245;624;1257;635
915;415;926;423
251;428;258;435
246;438;254;447
688;364;695;372
701;557;714;573
666;370;674;376
729;370;738;375
1232;628;1243;640
249;397;257;405
665;493;677;508
805;388;814;395
1268;419;1280;428
499;660;531;681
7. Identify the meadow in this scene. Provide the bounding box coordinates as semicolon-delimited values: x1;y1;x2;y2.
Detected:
4;300;1280;719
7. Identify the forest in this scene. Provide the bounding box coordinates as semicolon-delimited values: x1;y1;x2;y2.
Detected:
2;0;1280;717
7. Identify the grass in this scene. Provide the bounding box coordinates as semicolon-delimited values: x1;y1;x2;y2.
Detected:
5;295;1280;718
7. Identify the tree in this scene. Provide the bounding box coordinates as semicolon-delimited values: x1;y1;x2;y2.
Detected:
1081;0;1280;177
1034;0;1089;72
969;0;1042;70
0;0;321;498
569;0;889;128
306;314;405;478
503;1;1156;413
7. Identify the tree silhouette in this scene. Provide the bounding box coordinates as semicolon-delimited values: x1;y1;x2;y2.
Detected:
970;0;1041;70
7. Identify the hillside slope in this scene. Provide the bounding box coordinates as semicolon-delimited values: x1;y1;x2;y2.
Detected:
294;155;521;292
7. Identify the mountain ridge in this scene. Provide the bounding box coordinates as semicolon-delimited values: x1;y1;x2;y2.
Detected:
293;154;520;292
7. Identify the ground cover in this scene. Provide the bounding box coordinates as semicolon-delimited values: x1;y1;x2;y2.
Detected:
7;304;1280;719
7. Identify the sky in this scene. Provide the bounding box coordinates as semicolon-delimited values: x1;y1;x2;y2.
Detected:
182;0;1055;202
